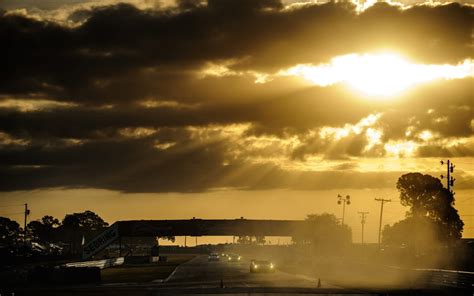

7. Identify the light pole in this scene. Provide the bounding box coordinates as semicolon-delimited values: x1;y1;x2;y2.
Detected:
337;194;351;225
358;212;369;244
24;203;30;244
440;160;455;194
375;198;391;247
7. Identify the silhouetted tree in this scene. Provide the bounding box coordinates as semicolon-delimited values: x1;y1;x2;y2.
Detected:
27;221;46;242
383;216;445;251
158;236;176;243
41;215;60;228
236;236;266;245
58;210;108;255
382;172;464;262
395;173;463;241
0;217;21;246
237;236;251;244
292;213;351;252
27;215;61;243
61;211;108;232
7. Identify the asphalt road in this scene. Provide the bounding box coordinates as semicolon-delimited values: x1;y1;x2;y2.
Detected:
14;256;448;295
8;254;459;295
161;255;340;289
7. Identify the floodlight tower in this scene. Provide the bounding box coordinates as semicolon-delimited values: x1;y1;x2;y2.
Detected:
337;194;351;225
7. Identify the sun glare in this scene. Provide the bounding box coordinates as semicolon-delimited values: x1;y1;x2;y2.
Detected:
281;53;473;96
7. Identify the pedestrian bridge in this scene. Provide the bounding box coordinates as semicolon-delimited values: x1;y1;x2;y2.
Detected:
83;219;308;259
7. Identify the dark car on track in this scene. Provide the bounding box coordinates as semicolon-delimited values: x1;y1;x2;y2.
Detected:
208;252;220;261
250;260;275;273
227;253;241;262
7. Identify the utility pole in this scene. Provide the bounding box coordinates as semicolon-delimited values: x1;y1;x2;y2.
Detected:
337;194;351;225
358;211;369;244
375;198;391;247
440;160;455;194
23;203;30;243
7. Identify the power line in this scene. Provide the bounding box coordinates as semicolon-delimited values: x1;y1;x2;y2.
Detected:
0;204;23;208
0;211;25;216
451;160;474;164
457;196;474;204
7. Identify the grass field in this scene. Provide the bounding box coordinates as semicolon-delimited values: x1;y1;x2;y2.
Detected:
101;254;195;283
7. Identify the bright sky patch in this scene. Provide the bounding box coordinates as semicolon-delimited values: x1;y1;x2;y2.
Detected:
280;53;473;96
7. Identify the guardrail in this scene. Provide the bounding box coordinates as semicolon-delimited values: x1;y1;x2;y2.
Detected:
414;268;474;290
64;257;124;269
313;258;474;291
362;261;474;290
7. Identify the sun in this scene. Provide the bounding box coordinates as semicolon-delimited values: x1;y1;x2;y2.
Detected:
339;53;417;96
281;53;473;97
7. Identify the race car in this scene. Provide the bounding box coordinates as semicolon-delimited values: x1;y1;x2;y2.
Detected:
250;260;275;273
227;253;241;262
208;252;220;261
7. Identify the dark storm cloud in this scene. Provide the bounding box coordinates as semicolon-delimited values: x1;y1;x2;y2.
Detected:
331;162;359;171
0;137;230;192
376;79;474;140
0;81;371;140
1;77;471;141
0;0;92;10
291;132;371;160
0;132;393;192
1;1;472;105
2;151;473;192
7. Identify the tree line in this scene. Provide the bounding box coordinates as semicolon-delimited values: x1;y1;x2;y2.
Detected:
0;210;108;255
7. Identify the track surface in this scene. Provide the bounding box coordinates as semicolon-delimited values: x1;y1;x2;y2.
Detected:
160;255;339;289
13;256;448;295
7;255;461;295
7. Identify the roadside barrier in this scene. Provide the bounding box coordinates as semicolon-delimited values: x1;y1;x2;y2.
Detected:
64;257;124;269
414;268;474;290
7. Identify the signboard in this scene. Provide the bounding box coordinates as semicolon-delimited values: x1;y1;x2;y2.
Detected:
82;223;119;259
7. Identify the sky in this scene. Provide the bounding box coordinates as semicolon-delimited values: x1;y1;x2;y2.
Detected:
0;0;473;242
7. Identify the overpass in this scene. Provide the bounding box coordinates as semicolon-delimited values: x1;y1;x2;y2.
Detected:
82;219;309;259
